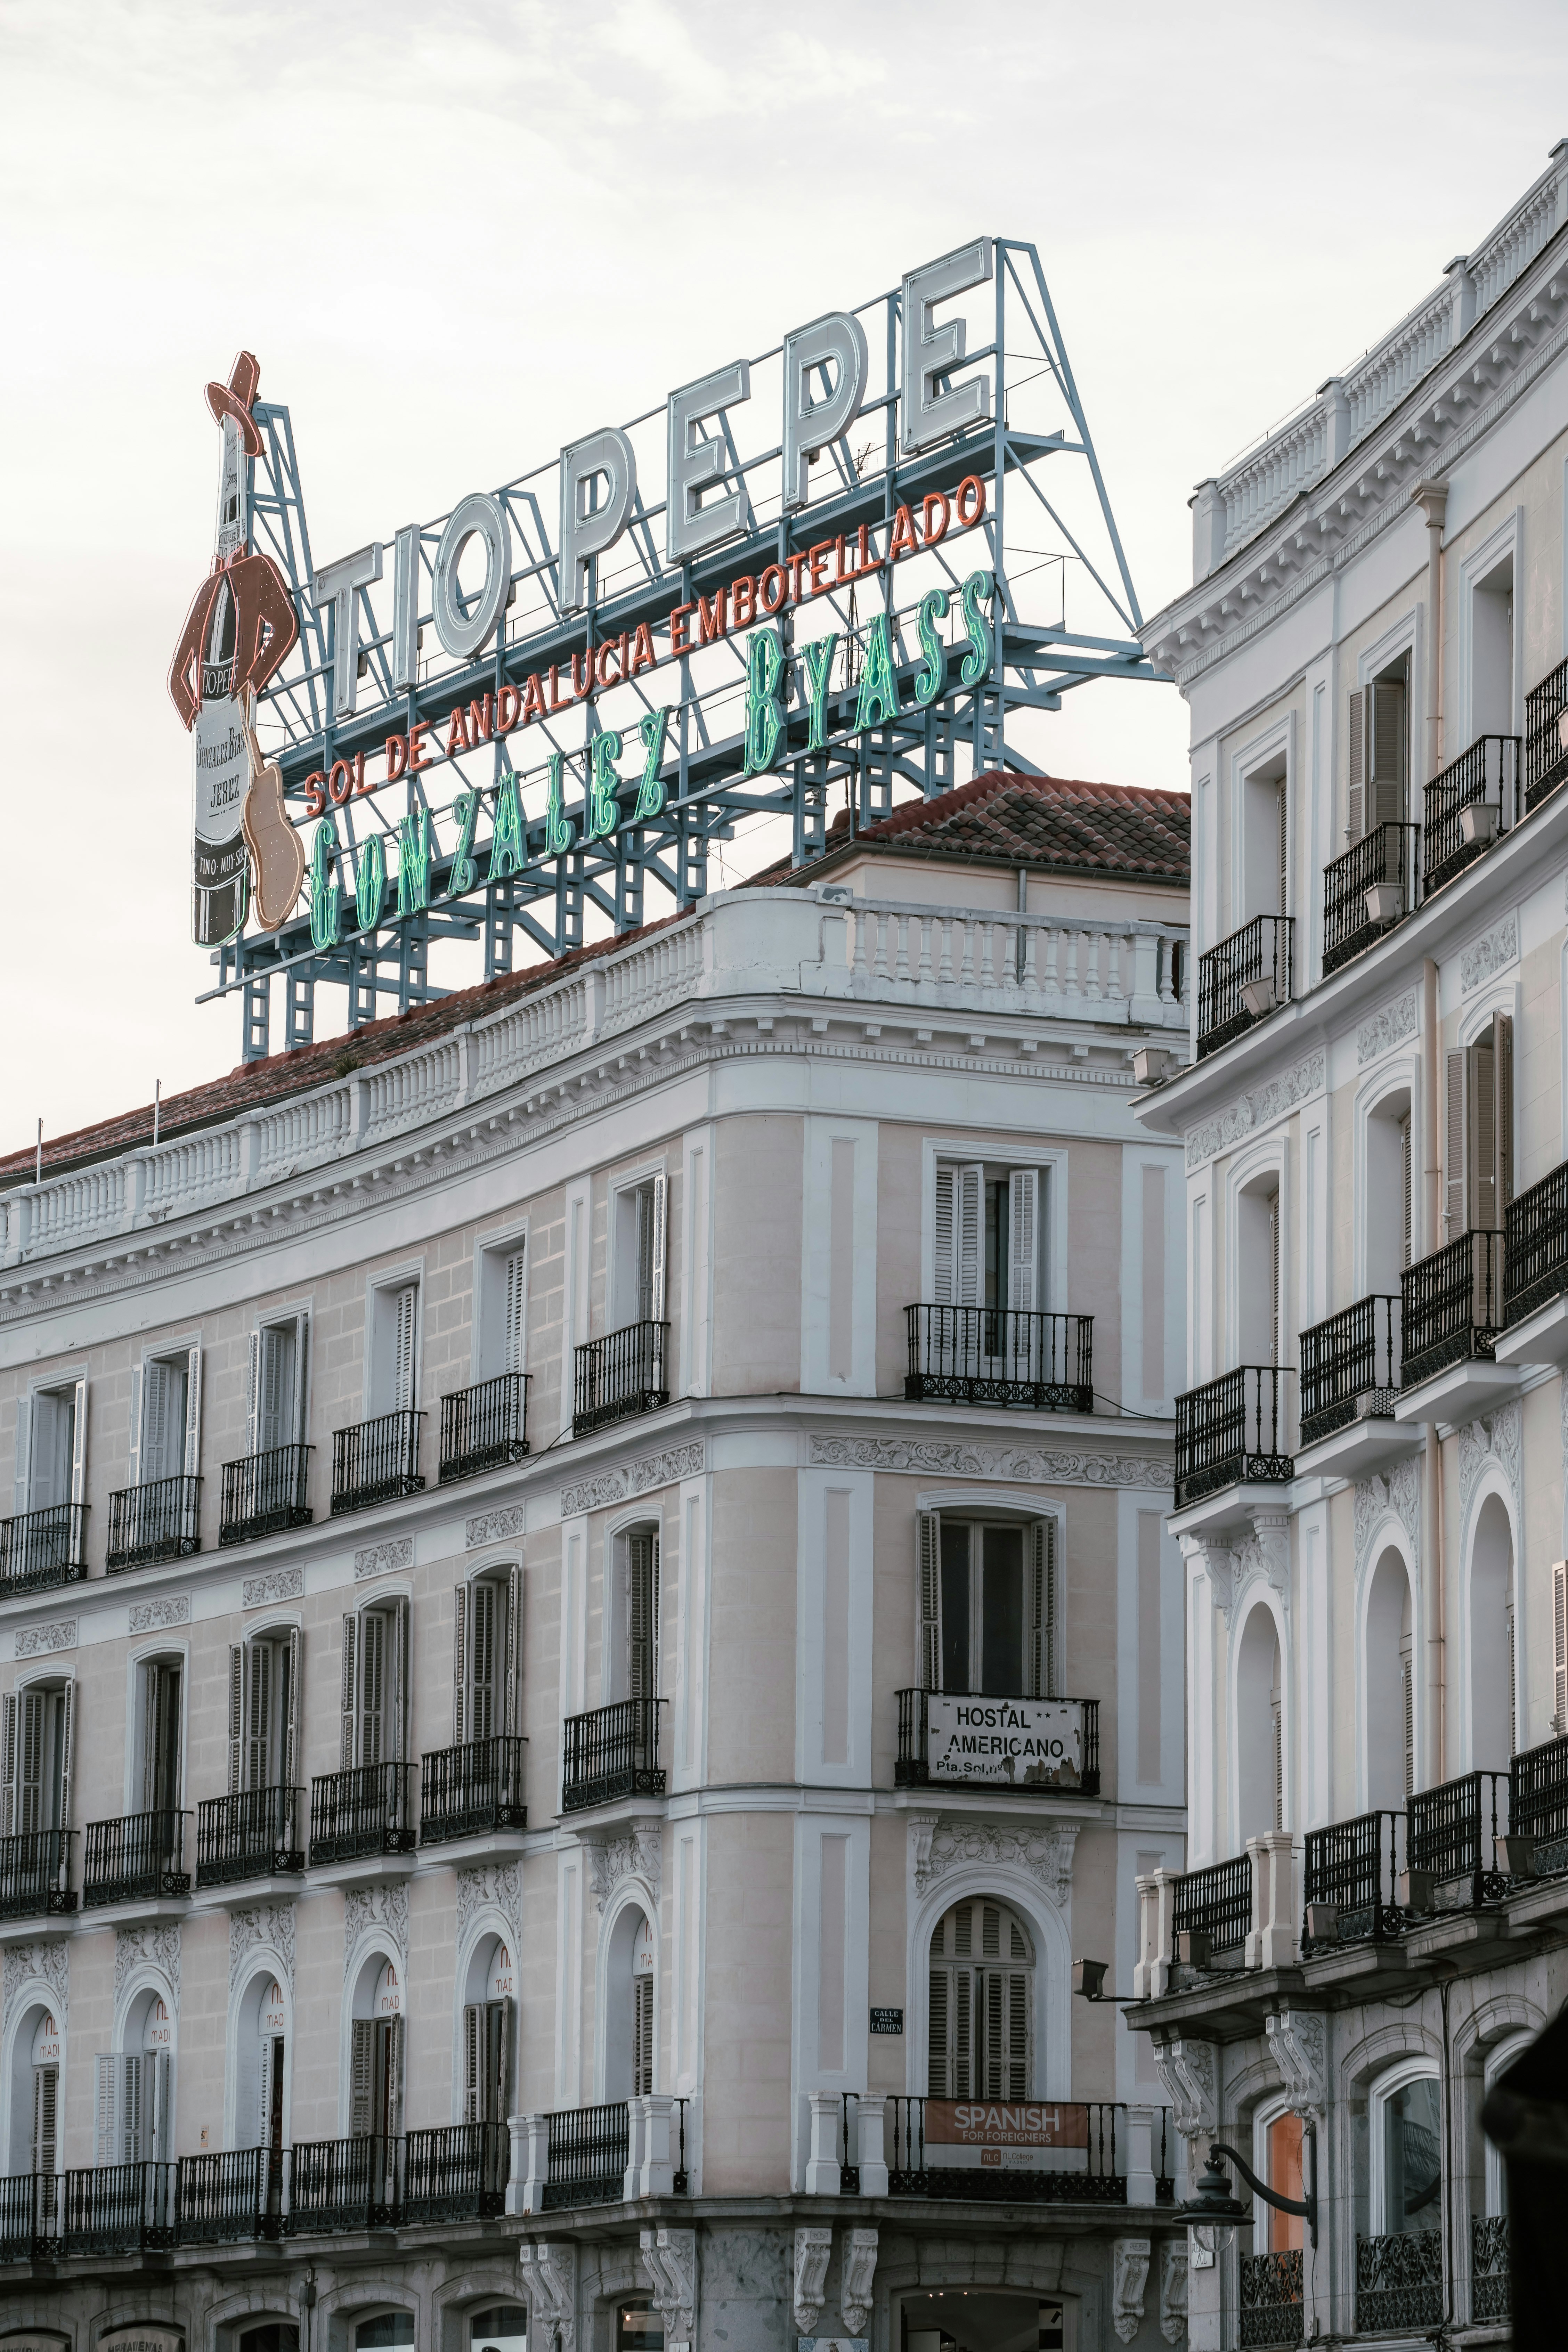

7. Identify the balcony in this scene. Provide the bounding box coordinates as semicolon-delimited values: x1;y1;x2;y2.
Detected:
903;1306;1093;1413
106;1474;201;1572
1509;1731;1568;1875
420;1735;528;1845
572;1321;669;1439
886;2097;1171;2205
401;2122;510;2225
1301;1809;1405;1952
1239;2250;1303;2348
61;2160;174;2256
439;1373;529;1482
1356;2230;1441;2334
308;1761;415;1867
0;1828;76;1922
1422;732;1519;897
82;1810;190;1909
1471;2213;1510;2321
194;1786;304;1890
1171;1852;1252;1966
539;2101;630;2209
1295;1294;1418;1478
1524;653;1568;812
0;2170;60;2261
331;1409;424;1516
1497;1157;1568;1365
895;1689;1100;1794
1196;913;1292;1059
1173;1365;1292;1516
1396;1229;1511;1412
1321;822;1420;977
219;1444;312;1547
1406;1769;1509;1910
283;2134;398;2234
174;2147;279;2244
0;1503;88;1595
561;1697;665;1813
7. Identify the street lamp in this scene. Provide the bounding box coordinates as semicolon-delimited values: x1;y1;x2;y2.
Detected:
1174;2139;1317;2250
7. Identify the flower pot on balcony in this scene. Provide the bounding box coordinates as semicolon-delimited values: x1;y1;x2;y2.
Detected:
1173;1929;1212;1969
1132;1045;1178;1087
1496;1833;1538;1880
1241;977;1279;1020
1303;1902;1340;1945
1396;1866;1437;1914
1458;801;1499;847
1364;882;1404;925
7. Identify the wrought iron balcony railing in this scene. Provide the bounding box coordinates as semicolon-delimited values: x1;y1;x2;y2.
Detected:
904;1305;1093;1412
0;1827;76;1921
1510;1731;1568;1873
106;1474;202;1572
1400;1229;1505;1391
1406;1769;1509;1905
0;1503;88;1594
1302;1809;1405;1949
1173;1365;1292;1508
0;2170;60;2262
308;1761;415;1866
1524;654;1568;812
283;2135;398;2234
401;2122;510;2225
573;1321;669;1438
542;2101;630;2209
420;1735;528;1844
1322;822;1420;977
561;1697;665;1813
1356;2229;1441;2334
439;1373;529;1482
896;1689;1100;1794
174;2147;279;2244
218;1444;312;1547
1298;1294;1401;1448
82;1809;190;1907
1471;2213;1510;2320
1171;1853;1252;1959
61;2159;174;2256
194;1786;305;1889
1422;733;1520;896
1239;2249;1304;2348
1504;1158;1568;1328
886;2099;1171;2204
1196;914;1293;1058
331;1409;424;1515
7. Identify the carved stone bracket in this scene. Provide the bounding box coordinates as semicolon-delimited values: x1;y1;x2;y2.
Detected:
1112;2239;1151;2344
578;1819;663;1913
1266;2006;1327;2122
640;2225;697;2346
1458;1402;1521;1519
519;2240;577;2352
840;2227;878;2336
1159;2239;1188;2344
1150;2032;1217;2144
1184;1538;1235;1623
793;2227;833;2335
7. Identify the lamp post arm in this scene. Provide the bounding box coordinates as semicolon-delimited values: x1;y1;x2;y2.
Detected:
1210;2140;1318;2243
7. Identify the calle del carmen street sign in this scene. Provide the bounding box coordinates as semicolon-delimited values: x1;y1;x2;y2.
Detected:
168;239;1158;1058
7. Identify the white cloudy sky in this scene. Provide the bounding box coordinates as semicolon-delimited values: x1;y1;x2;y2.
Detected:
2;0;1566;1147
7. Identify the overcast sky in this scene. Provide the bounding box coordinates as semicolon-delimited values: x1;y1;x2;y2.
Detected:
3;0;1567;1150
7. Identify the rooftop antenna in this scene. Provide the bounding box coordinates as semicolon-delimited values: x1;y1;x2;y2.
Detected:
153;1080;161;1148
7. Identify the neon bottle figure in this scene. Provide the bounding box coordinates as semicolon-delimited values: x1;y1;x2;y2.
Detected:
191;410;250;945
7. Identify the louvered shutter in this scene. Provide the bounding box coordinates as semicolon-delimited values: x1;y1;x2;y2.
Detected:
462;2003;481;2124
1401;1116;1413;1270
918;1511;943;1691
634;1973;655;2096
486;1998;510;2124
350;2019;374;2137
1;1693;15;1839
248;1641;273;1789
1402;1649;1415;1796
340;1615;358;1769
244;1330;261;1455
1553;1563;1568;1734
505;1562;524;1737
95;2054;117;2165
452;1583;469;1746
648;1176;667;1321
1269;1192;1282;1365
471;1580;496;1745
629;1532;658;1701
258;2033;274;2147
358;1612;387;1768
228;1645;244;1792
504;1250;527;1375
184;1345;203;1477
68;1378;86;1508
393;1286;417;1412
386;2014;405;2140
1272;1700;1284;1831
928;1958;949;2097
1369;674;1408;827
13;1396;31;1514
1508;1604;1518;1757
1471;1033;1498;1232
55;1683;73;1833
127;1365;144;1492
390;1597;410;1763
1008;1169;1039;1316
284;1626;302;1791
292;1311;311;1443
1027;1520;1056;1698
259;1328;285;1455
1277;781;1289;915
1494;1014;1513;1217
933;1166;957;1304
18;1691;46;1837
954;1967;973;2099
956;1165;983;1307
1445;1050;1468;1238
151;2049;172;2163
33;2062;57;2176
121;2053;144;2164
1347;686;1366;843
141;1364;168;1487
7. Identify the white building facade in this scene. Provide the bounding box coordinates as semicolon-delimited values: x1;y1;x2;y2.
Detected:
0;773;1190;2352
1134;144;1568;2352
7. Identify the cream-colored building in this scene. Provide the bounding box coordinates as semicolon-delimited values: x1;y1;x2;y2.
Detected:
0;772;1190;2352
1134;143;1568;2352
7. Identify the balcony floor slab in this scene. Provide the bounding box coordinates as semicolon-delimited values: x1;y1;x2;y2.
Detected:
1399;1911;1504;1968
1494;1288;1568;1368
306;1851;417;1890
1293;1413;1423;1482
1392;1358;1520;1424
0;1912;74;1948
1169;1482;1292;1540
75;1895;191;1932
416;1827;529;1867
1297;1940;1412;1993
1501;1872;1568;1936
189;1872;307;1913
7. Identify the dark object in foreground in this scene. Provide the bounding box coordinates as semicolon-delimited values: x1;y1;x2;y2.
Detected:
1481;2005;1568;2347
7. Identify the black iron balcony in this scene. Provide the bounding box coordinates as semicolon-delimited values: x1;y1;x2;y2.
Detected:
1505;1158;1568;1328
896;1689;1100;1794
1302;1809;1405;1950
1239;2250;1304;2348
194;1786;304;1889
561;1697;665;1812
1171;1853;1252;1961
1356;2230;1441;2334
1400;1229;1505;1391
175;2148;278;2244
1406;1769;1508;1907
1174;1366;1292;1509
219;1444;312;1547
886;2098;1168;2204
439;1373;529;1482
1298;1295;1401;1448
1471;2214;1510;2321
542;2101;629;2209
308;1761;415;1866
573;1321;669;1438
83;1809;190;1907
1510;1731;1568;1874
61;2160;174;2256
1525;654;1568;812
1422;733;1520;896
1322;823;1420;976
904;1306;1093;1411
331;1409;424;1515
106;1474;201;1572
0;1828;76;1921
0;1503;88;1594
401;2122;510;2225
283;2135;398;2234
1196;914;1293;1058
0;2170;60;2261
420;1735;528;1844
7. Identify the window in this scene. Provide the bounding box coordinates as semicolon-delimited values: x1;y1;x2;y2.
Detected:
615;2305;663;2352
620;1528;660;1703
239;2330;299;2352
928;1898;1033;2099
1469;1494;1514;1768
247;1314;309;1455
1445;1016;1513;1238
614;1177;667;1327
1469;553;1514;740
605;1906;655;2098
918;1514;1055;1696
462;1938;514;2124
354;2318;414;2351
1236;1608;1284;1841
453;1568;522;1745
1370;2066;1441;2237
96;1990;173;2164
1;1681;74;1834
1365;1093;1413;1289
1348;662;1409;839
478;1241;528;1380
131;1346;201;1485
1241;755;1287;922
1365;1550;1415;1811
235;1973;289;2160
138;1657;182;1814
29;2009;59;2178
470;2308;527;2352
17;1378;86;1515
351;1960;404;2142
933;1164;1044;1313
1236;1175;1281;1365
227;1631;301;1792
370;1281;419;1415
341;1602;410;1767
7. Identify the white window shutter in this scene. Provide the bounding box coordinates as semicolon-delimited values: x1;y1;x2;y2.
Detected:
1277;779;1289;916
245;1329;262;1456
121;2053;143;2165
228;1644;244;1793
1494;1013;1513;1218
634;1972;655;2096
918;1511;943;1691
340;1614;358;1769
247;1640;273;1789
928;1957;949;2098
258;2033;274;2147
1347;685;1366;843
152;2049;172;2163
504;1249;527;1376
452;1582;469;1747
350;2019;374;2138
462;2003;481;2124
68;1378;87;1508
391;1596;411;1763
1369;673;1407;827
387;2014;405;2139
1470;1035;1497;1232
933;1166;957;1304
1;1692;15;1839
393;1286;417;1413
95;2053;117;2166
33;2060;57;2176
956;1165;983;1307
127;1366;144;1492
506;1562;524;1737
649;1175;668;1321
292;1311;311;1444
184;1346;203;1478
1445;1049;1468;1238
1554;1562;1568;1734
57;1680;74;1832
141;1364;168;1487
13;1395;31;1514
284;1626;302;1789
1008;1169;1039;1314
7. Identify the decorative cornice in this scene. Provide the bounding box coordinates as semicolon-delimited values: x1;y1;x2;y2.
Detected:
115;1923;181;2005
16;1618;76;1658
809;1432;1171;1489
465;1506;525;1550
3;1939;68;2015
355;1535;413;1581
1184;1051;1324;1170
343;1881;408;1978
455;1861;522;1945
577;1818;663;1913
911;1814;1080;1906
1354;1458;1421;1576
229;1902;296;1992
1461;911;1520;994
1459;1401;1521;1516
129;1594;190;1634
243;1566;302;1609
1266;2005;1328;2121
1357;989;1419;1066
561;1439;705;1519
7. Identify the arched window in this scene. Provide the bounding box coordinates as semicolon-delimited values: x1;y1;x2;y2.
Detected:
1365;1090;1413;1288
453;1568;523;1748
9;2006;60;2178
238;2328;299;2352
235;1972;288;2160
461;1935;514;2125
1470;1496;1515;1764
470;2308;528;2352
615;2301;664;2352
1370;2062;1441;2238
96;1988;173;2164
354;2318;414;2352
349;1956;403;2146
1365;1549;1415;1809
604;1907;655;2098
927;1898;1034;2099
616;1527;660;1702
1236;1608;1284;1839
1254;2103;1304;2253
1236;1171;1282;1367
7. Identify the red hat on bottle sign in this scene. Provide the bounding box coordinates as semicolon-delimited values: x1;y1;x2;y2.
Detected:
204;349;264;456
